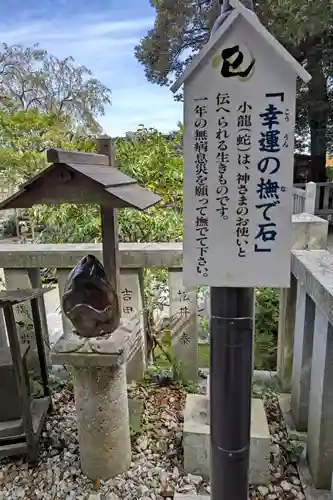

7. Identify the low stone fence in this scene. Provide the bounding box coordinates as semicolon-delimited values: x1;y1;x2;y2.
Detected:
287;248;333;490
0;213;332;489
292;182;316;215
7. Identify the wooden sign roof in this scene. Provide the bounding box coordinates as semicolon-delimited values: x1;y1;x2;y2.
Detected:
170;0;311;93
0;148;161;210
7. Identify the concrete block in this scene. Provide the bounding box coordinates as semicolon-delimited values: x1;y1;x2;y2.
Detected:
174;495;209;500
183;394;270;485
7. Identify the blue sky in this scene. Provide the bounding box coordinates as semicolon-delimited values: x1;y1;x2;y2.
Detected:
0;0;183;136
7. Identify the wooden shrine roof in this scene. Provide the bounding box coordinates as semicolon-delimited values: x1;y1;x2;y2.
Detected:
0;148;161;211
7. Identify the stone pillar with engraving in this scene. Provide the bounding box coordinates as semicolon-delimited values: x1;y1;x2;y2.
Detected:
52;322;132;481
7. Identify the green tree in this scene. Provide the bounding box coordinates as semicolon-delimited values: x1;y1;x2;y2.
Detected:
0;107;95;184
0;44;111;133
135;0;333;181
32;126;183;244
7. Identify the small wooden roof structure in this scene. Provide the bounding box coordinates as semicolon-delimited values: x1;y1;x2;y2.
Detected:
170;0;311;93
0;148;161;210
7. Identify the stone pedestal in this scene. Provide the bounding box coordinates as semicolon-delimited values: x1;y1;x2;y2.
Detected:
183;394;270;485
52;322;132;481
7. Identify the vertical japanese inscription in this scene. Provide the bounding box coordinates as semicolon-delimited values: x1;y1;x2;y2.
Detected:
255;92;286;253
194;97;209;278
215;93;230;220
236;101;252;257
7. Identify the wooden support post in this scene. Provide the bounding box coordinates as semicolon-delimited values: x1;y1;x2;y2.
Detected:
3;305;37;462
97;136;120;330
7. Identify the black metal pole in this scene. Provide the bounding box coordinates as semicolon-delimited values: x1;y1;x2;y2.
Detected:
210;287;254;500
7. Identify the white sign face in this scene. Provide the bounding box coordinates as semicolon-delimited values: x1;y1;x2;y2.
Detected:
183;16;296;287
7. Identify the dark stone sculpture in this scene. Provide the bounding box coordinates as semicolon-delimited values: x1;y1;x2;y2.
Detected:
62;254;120;338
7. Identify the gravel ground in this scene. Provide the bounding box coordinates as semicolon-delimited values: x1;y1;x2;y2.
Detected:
0;383;306;500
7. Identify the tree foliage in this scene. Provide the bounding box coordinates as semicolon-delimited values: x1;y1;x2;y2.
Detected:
135;0;333;180
0;107;95;184
28;126;184;244
0;44;111;133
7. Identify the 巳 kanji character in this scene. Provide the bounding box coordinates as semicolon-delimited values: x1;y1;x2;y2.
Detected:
255;200;280;221
256;178;282;200
258;157;280;175
195;185;208;197
238;102;252;113
216;93;230;112
238;115;252;128
260;104;283;130
221;46;255;79
259;130;280;153
194;104;207;117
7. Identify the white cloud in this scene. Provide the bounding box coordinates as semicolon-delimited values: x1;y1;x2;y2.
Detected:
0;8;183;135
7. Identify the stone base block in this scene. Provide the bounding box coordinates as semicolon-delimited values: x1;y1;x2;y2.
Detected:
183;394;270;485
174;495;209;500
174;495;249;500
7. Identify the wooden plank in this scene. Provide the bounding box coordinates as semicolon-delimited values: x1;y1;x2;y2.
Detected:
69;164;136;187
0;344;29;367
47;148;109;166
0;288;53;306
31;397;49;441
30;298;51;404
0;442;27;458
98;136;121;330
106;183;161;210
3;305;37;460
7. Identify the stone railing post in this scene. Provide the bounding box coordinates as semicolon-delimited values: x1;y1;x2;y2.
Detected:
168;268;198;382
3;267;50;371
56;268;73;336
52;321;133;481
119;269;146;381
277;214;328;391
305;181;316;215
307;306;333;488
290;283;315;431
